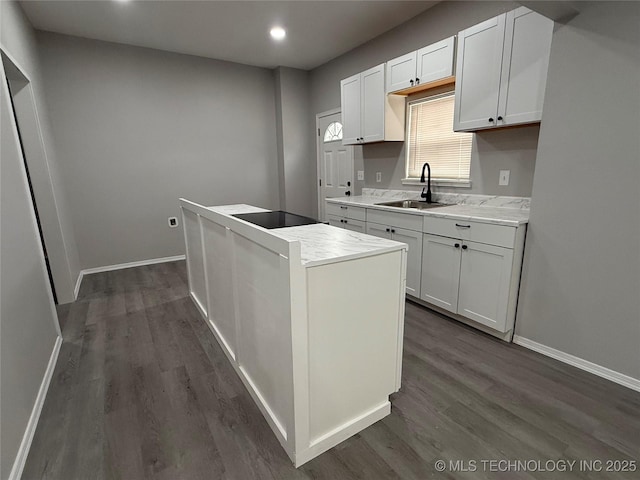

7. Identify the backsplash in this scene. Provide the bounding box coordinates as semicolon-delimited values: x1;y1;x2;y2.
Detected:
361;188;531;210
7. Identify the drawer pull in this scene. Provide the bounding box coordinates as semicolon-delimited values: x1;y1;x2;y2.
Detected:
454;243;460;248
462;245;468;250
455;223;471;228
340;206;347;209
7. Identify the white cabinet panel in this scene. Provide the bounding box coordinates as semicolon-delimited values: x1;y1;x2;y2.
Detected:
457;241;513;331
327;215;343;228
367;208;422;232
326;202;366;221
416;36;455;84
361;64;385;143
341;64;404;144
340;73;361;144
421;234;461;313
454;15;506;131
386;51;416;93
454;8;553;132
498;7;554;126
343;218;366;233
365;221;393;240
367;222;421;297
392;227;422;298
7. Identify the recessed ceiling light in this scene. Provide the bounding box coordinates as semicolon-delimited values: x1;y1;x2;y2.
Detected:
270;27;286;41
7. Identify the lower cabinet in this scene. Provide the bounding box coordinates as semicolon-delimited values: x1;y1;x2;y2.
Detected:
421;234;461;312
366;222;422;297
457;241;513;332
328;215;366;233
421;233;517;333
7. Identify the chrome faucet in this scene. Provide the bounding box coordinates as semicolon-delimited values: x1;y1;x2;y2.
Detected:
419;162;432;203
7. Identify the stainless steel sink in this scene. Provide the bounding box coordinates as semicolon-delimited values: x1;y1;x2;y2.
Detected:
375;200;447;210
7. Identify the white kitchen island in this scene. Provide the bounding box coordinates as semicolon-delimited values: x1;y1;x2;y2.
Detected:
179;199;407;467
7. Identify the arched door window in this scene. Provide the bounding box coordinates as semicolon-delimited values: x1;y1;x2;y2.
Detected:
323;122;343;142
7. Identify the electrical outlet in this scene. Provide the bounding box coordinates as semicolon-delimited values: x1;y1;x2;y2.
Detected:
357;170;364;181
168;216;179;228
376;172;382;183
499;170;510;186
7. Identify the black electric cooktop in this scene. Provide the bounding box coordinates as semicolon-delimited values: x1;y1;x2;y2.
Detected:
232;211;320;229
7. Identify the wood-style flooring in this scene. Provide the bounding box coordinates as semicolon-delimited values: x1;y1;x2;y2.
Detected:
22;261;640;479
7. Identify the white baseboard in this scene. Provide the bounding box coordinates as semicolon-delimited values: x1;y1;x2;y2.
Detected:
73;270;83;300
75;255;186;297
9;335;63;480
513;335;640;393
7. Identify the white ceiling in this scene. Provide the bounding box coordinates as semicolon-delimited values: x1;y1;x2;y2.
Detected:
20;0;438;70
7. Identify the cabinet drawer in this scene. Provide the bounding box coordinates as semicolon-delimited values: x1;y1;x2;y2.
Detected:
326;202;366;221
423;216;516;248
366;208;422;232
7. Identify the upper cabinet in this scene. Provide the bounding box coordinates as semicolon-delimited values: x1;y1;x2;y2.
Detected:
386;36;456;94
341;64;405;145
454;7;554;132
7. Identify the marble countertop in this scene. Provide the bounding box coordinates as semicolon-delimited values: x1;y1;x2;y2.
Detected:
207;204;406;267
327;195;529;226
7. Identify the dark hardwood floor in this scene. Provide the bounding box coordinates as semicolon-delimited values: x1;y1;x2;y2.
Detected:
22;261;639;479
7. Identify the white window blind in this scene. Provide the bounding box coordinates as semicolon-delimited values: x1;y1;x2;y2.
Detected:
406;94;473;181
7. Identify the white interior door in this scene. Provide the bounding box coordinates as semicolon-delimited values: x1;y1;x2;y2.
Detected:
317;111;354;221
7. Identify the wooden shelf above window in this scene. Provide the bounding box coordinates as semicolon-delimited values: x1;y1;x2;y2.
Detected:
390;75;456;96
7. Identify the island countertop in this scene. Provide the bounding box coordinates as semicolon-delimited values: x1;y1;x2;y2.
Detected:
207;204;407;267
181;198;407;467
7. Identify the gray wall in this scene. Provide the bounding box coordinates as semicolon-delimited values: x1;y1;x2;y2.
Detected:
36;32;280;269
515;2;640;380
1;0;80;303
274;67;315;218
0;51;59;480
309;1;538;199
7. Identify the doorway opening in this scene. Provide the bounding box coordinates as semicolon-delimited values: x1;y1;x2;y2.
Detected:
2;53;58;303
316;109;354;222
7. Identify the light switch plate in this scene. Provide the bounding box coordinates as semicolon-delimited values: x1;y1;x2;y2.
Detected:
357;170;364;181
499;170;510;186
376;172;382;183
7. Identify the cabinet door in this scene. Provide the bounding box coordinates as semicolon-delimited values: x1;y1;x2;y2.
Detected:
457;241;513;332
420;234;461;313
392;227;422;298
343;218;366;233
416;36;455;85
360;64;385;143
498;7;553;126
454;14;506;131
365;221;393;239
327;215;343;228
386;51;416;93
340;73;361;145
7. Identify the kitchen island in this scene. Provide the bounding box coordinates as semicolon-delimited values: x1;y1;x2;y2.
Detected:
179;199;407;467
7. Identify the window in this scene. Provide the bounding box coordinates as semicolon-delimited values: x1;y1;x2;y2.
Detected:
405;93;473;184
323;122;343;142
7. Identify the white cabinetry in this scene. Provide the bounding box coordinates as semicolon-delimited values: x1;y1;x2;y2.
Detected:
386;36;456;94
366;209;423;297
340;64;405;145
366;221;422;297
421;217;525;336
421;234;461;312
454;7;553;131
457;241;513;331
326;202;366;233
